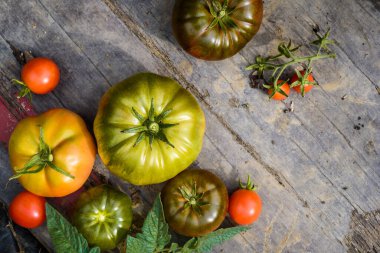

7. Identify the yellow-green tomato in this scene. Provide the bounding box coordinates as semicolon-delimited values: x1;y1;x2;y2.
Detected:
94;73;206;185
71;185;133;251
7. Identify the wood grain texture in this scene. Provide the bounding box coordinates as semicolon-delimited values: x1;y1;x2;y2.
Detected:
0;0;379;252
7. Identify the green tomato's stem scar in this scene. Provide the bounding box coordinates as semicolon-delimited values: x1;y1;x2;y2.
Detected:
121;98;178;148
9;126;75;181
149;122;159;134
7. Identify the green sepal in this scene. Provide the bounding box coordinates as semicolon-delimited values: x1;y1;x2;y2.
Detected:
121;126;147;133
132;107;145;122
133;132;145;147
148;98;155;122
239;175;257;191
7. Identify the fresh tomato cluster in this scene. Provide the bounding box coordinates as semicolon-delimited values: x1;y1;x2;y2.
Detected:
5;1;336;251
267;72;315;101
247;30;335;101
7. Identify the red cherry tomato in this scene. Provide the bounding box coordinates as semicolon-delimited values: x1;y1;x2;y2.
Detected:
21;57;60;94
229;176;262;225
290;70;314;95
9;191;46;228
267;80;290;100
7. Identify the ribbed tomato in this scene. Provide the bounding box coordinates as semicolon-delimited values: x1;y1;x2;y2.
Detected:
94;73;205;185
173;0;263;60
161;169;228;237
8;108;96;197
71;185;133;251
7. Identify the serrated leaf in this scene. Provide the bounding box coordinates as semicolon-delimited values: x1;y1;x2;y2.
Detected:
182;237;198;252
193;226;250;253
169;242;179;252
46;203;90;253
126;237;147;253
127;195;171;253
88;247;101;253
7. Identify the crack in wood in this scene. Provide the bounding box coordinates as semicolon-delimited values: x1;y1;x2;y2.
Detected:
4;40;34;65
274;211;299;253
101;0;311;209
344;209;380;253
264;204;283;253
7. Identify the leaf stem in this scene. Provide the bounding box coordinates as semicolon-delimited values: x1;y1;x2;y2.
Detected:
273;53;335;88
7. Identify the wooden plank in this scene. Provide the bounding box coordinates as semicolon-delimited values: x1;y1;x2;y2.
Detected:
0;0;379;252
29;1;346;252
94;0;380;251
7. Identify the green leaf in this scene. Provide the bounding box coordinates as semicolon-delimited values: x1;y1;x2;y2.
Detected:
193;226;250;253
182;238;198;252
169;242;179;252
88;247;101;253
126;195;171;253
46;203;90;253
126;237;147;253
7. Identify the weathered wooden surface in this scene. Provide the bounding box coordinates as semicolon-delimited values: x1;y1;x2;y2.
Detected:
0;0;379;252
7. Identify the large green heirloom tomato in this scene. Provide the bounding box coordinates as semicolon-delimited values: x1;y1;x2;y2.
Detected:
173;0;263;60
161;169;228;237
94;73;206;185
71;185;133;251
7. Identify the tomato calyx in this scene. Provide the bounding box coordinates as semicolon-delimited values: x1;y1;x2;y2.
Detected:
263;80;289;99
121;98;179;148
179;181;209;214
9;127;74;181
11;79;33;100
205;0;237;32
290;69;317;97
239;175;257;191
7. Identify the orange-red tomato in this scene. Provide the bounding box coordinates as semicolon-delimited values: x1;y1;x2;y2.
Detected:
267;80;290;100
21;57;60;94
291;71;314;94
229;189;262;225
9;191;46;229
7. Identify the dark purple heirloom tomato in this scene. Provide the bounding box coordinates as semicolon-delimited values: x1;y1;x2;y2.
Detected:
172;0;263;60
161;169;228;237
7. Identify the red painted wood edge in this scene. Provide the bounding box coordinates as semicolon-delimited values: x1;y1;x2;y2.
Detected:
1;94;102;214
0;97;18;143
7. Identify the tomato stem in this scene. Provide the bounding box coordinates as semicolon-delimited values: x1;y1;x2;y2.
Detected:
246;29;336;93
11;79;32;101
239;175;257;191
